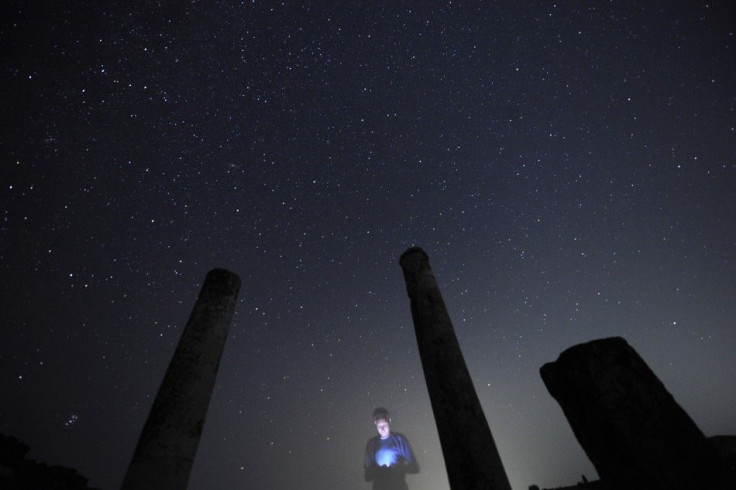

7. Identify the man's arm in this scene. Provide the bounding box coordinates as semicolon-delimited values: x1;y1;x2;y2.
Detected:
397;434;420;474
364;438;378;481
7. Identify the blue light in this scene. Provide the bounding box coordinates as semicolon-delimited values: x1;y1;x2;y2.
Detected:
375;448;398;467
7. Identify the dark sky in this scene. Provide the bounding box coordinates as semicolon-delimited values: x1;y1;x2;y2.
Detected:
1;2;735;489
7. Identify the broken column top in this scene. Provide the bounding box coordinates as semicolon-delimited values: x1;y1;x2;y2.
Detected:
399;246;428;268
542;336;628;370
399;247;432;298
201;268;241;297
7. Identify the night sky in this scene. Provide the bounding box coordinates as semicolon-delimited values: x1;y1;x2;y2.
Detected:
2;2;735;489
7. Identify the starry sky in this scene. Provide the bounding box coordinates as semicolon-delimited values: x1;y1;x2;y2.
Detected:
1;2;735;489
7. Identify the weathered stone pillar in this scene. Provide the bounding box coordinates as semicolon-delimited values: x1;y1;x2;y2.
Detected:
540;336;734;490
399;247;511;490
120;269;241;490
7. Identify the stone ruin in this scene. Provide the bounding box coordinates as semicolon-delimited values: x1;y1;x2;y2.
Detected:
120;269;241;490
4;253;735;490
400;247;512;490
0;433;101;490
539;336;735;490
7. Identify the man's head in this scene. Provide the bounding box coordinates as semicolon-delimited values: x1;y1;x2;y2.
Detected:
373;407;391;439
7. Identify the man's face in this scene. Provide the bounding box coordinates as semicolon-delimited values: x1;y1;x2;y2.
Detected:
375;418;390;439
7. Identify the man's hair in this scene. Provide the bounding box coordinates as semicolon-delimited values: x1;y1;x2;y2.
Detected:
372;407;390;422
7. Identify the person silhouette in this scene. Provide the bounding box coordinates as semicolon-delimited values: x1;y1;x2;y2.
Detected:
364;407;419;490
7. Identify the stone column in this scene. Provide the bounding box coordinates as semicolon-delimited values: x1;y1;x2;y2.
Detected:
540;336;734;490
399;247;511;490
120;269;241;490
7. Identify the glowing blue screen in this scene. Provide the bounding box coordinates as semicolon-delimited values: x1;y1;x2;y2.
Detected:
375;447;398;467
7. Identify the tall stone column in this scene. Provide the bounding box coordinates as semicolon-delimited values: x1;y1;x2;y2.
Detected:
541;337;734;490
399;247;511;490
120;268;241;490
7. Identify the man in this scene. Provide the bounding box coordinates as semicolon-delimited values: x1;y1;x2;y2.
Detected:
364;407;419;490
